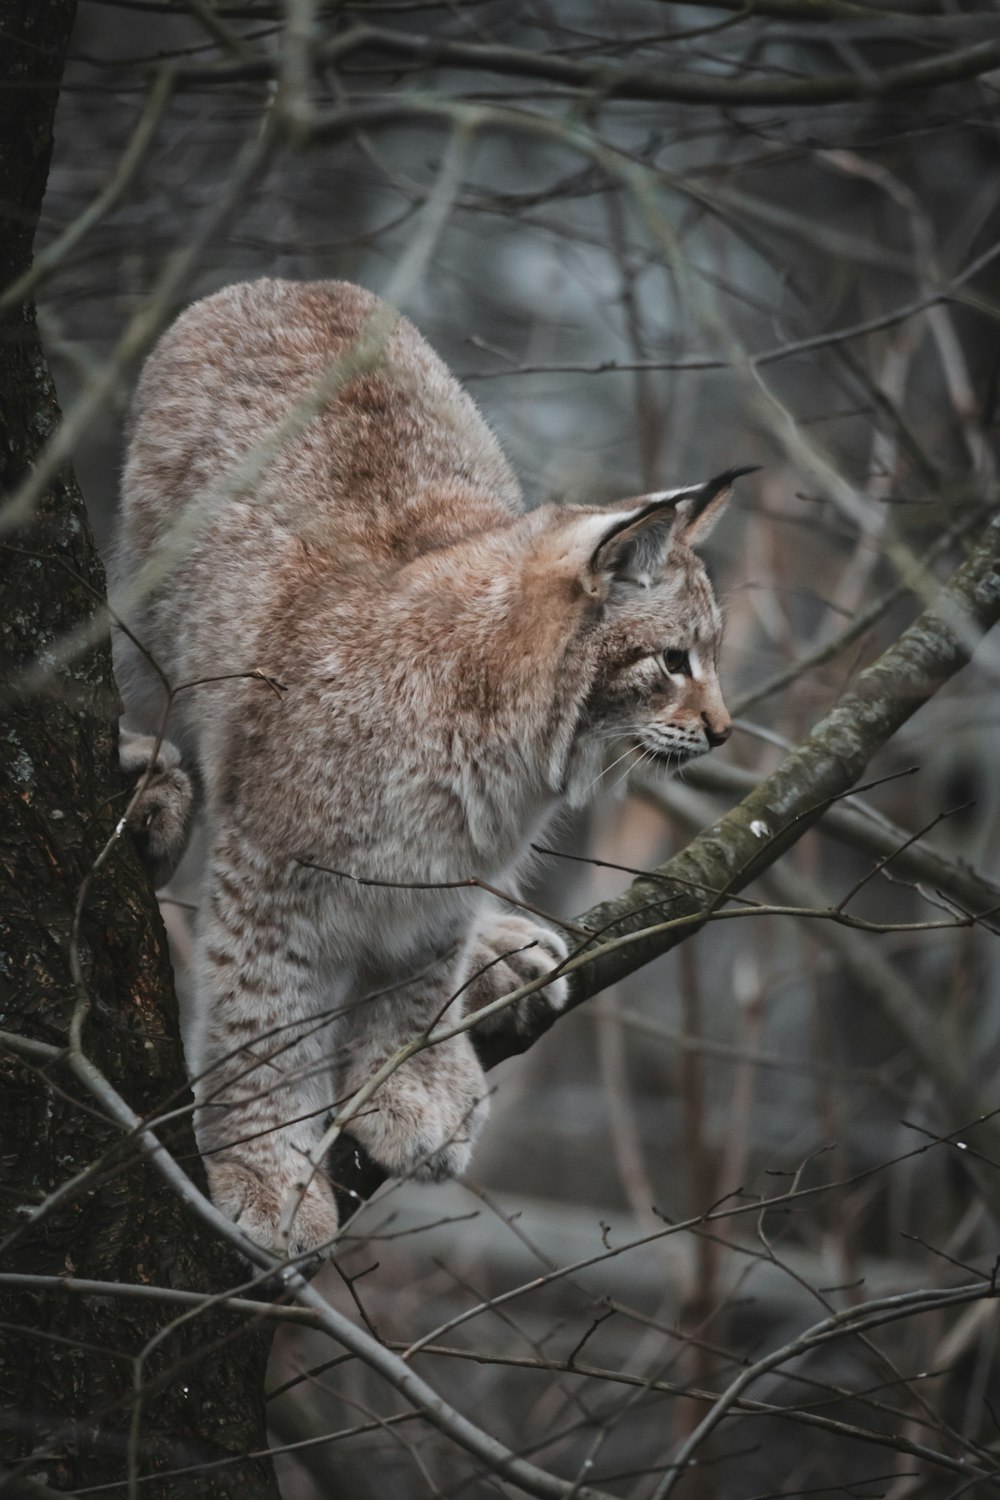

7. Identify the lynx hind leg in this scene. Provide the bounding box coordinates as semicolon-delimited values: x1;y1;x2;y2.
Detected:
193;857;341;1261
465;912;570;1036
338;996;490;1184
119;728;194;888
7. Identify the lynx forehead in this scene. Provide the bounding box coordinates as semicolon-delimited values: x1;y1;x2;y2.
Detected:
113;278;749;1261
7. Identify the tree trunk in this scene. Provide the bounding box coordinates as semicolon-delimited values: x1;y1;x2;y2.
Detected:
0;5;280;1495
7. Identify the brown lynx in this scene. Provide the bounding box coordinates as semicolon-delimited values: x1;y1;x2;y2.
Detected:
113;278;746;1260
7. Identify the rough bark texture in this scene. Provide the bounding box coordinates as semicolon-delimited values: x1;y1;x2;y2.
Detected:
0;5;280;1495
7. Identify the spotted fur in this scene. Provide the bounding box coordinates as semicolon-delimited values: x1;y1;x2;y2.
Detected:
113;278;743;1258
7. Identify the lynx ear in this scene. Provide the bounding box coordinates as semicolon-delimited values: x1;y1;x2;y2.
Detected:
587;499;681;590
673;465;759;547
584;466;757;592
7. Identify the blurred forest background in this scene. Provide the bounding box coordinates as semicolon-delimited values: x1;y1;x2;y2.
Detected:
8;2;1000;1497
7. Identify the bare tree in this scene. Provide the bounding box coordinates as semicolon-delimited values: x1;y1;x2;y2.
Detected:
3;4;1000;1497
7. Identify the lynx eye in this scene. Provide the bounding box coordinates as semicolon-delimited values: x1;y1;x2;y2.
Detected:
663;649;691;677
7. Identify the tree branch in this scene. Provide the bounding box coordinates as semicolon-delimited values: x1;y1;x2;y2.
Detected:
683;758;1000;925
183;21;1000;108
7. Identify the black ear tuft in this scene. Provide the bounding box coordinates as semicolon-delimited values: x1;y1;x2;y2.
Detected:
678;465;759;546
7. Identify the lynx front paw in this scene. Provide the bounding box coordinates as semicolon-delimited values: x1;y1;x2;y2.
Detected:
206;1157;340;1262
119;730;193;887
342;1039;489;1184
466;913;571;1035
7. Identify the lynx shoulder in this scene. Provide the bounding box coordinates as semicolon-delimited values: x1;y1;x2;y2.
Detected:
113;278;747;1261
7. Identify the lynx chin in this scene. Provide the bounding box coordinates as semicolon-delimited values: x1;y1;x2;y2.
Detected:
113;278;749;1260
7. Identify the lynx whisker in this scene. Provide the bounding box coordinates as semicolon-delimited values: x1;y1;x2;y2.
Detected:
584;741;644;797
610;744;655;798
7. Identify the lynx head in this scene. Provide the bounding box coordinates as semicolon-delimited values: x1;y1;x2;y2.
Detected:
533;467;753;804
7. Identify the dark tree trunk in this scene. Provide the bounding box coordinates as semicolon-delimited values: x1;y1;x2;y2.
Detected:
0;5;281;1495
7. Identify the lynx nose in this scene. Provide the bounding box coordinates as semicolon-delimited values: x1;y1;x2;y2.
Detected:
703;714;731;748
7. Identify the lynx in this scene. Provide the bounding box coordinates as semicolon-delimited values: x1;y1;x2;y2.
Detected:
113;278;745;1260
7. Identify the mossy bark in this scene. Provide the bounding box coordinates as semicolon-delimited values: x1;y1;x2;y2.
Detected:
0;4;280;1495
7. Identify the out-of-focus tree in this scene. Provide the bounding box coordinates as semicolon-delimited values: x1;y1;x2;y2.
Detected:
3;4;1000;1497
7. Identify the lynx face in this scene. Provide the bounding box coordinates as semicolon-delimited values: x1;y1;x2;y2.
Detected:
545;469;748;803
584;599;730;777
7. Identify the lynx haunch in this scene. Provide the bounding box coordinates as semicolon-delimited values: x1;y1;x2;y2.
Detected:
113;278;749;1259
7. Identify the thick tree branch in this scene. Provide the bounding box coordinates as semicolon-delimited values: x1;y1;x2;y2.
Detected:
684;759;1000;924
